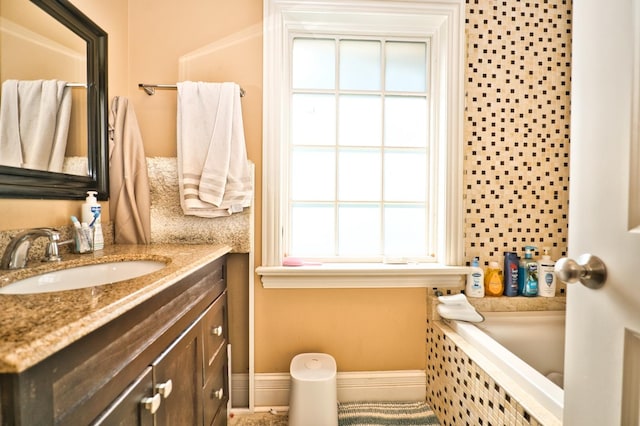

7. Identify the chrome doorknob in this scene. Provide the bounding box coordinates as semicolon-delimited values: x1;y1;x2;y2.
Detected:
555;254;607;289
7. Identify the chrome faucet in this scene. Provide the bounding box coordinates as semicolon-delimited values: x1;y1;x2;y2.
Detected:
1;228;65;270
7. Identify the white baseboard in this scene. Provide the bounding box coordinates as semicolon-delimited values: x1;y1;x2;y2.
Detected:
231;370;426;409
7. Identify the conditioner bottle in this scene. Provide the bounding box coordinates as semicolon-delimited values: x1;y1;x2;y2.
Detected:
537;247;557;297
466;257;485;298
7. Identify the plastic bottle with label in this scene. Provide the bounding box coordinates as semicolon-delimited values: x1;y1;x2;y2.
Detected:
466;257;485;298
537;247;557;297
81;191;104;251
484;261;504;297
518;246;538;297
503;251;520;296
81;191;101;225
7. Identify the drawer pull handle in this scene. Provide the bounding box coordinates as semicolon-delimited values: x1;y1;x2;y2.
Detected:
211;325;223;336
214;388;224;400
141;393;161;414
156;379;173;398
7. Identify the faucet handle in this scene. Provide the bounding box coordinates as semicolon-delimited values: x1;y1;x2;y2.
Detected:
44;241;63;262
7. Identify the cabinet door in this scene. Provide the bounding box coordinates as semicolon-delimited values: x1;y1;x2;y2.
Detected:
91;367;154;426
202;292;227;372
203;349;228;426
153;321;203;426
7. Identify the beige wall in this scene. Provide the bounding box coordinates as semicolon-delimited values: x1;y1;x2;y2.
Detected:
0;0;571;376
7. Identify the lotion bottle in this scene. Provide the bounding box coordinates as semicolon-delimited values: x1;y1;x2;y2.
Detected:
537;247;557;297
466;257;485;298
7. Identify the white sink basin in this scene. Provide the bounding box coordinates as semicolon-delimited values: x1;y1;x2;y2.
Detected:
0;260;166;295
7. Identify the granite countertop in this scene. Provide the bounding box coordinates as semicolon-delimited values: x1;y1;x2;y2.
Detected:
0;243;231;374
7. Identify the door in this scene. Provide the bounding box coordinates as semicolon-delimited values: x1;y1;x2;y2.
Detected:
566;0;640;425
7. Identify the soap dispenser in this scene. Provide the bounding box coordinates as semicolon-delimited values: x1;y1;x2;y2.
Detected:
518;246;538;297
81;191;104;251
81;191;101;225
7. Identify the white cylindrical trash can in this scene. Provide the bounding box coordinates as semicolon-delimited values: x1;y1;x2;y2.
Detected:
288;353;338;426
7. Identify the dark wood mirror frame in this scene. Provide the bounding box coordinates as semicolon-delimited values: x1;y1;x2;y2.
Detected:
0;0;108;200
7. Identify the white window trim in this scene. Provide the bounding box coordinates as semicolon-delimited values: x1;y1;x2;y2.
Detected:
259;0;466;288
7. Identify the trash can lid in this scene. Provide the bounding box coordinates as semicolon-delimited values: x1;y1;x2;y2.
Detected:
290;353;337;381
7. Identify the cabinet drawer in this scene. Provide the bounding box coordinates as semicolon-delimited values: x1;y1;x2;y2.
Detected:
203;291;227;370
203;349;228;426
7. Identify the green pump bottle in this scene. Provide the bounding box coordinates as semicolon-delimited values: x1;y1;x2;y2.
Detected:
517;246;538;296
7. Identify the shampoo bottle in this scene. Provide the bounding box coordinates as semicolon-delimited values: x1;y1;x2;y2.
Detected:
484;261;504;297
518;246;538;297
503;251;520;296
537;247;557;297
466;257;485;298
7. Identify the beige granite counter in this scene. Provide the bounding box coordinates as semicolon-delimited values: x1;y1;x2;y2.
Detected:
0;243;231;374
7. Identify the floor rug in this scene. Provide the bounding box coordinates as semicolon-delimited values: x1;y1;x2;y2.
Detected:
338;401;440;426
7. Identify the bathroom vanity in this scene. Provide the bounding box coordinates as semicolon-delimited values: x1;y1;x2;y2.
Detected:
0;244;230;425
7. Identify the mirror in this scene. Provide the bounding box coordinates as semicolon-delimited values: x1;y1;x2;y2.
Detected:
0;0;108;200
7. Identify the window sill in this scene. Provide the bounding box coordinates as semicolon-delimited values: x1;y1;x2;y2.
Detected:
256;264;469;289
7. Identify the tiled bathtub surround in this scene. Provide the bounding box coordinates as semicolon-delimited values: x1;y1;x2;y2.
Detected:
463;0;572;266
426;290;565;425
427;320;558;425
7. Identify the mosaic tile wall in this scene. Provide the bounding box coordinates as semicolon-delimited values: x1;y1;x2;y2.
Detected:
463;0;572;268
425;2;573;423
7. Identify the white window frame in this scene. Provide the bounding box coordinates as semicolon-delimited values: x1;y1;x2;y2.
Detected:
258;0;466;288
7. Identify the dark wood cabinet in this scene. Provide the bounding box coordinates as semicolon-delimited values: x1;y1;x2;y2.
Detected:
0;255;228;426
91;368;154;425
152;319;203;426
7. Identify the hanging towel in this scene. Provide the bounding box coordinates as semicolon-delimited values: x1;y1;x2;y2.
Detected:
0;79;71;172
109;96;151;244
177;81;252;218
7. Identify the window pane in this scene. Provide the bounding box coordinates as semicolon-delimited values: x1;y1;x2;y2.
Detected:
338;148;381;201
384;150;426;202
338;95;382;146
291;148;335;201
291;203;335;256
385;41;427;92
339;40;381;90
384;205;426;257
292;38;335;89
292;94;336;146
338;204;381;256
384;96;427;147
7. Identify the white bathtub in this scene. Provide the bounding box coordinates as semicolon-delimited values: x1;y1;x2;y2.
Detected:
447;310;565;420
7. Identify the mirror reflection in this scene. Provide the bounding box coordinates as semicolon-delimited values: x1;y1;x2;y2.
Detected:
0;0;88;176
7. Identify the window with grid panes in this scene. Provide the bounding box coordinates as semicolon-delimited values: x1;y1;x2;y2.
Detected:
289;37;431;262
260;0;464;285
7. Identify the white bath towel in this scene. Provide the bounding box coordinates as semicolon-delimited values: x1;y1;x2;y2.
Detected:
177;81;252;217
0;79;71;172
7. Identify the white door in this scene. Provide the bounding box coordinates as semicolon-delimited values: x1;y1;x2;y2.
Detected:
565;0;640;424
